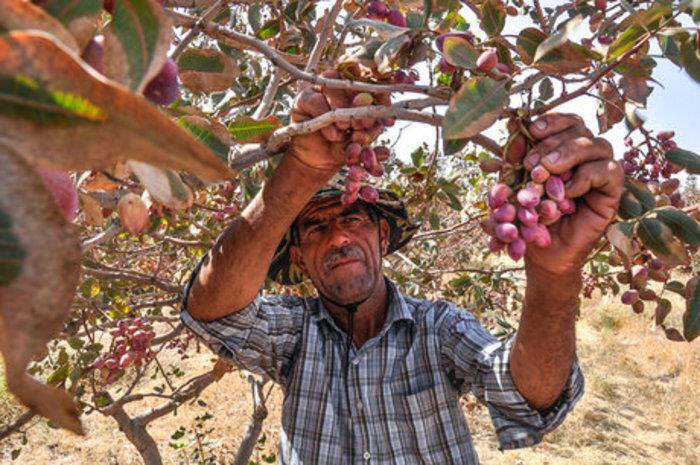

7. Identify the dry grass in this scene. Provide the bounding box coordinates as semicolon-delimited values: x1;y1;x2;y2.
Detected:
1;293;699;465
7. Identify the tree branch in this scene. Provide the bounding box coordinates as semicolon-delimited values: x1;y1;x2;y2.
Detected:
303;0;344;76
171;11;451;99
0;410;35;441
133;371;217;425
82;266;182;294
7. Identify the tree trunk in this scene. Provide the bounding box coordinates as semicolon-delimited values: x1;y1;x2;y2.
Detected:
231;377;270;465
112;405;163;465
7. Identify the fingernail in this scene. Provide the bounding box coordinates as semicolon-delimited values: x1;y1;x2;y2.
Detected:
544;151;560;164
535;119;547;130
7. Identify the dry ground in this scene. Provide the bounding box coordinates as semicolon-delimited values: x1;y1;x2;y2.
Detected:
1;292;699;465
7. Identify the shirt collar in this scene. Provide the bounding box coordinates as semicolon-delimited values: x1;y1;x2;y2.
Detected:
312;277;414;334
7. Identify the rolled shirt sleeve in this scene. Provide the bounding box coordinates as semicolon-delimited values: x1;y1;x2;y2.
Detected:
438;302;585;450
179;260;305;386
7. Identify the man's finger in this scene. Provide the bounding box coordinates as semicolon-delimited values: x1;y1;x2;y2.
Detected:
292;88;346;141
527;126;598;169
528;113;588;140
321;71;352;130
538;136;613;175
565;159;625;202
293;88;331;121
505;118;527;164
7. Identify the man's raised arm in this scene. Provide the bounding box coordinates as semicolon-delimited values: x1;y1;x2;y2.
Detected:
185;83;357;321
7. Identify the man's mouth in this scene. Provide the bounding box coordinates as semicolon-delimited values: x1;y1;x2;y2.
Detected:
329;257;361;270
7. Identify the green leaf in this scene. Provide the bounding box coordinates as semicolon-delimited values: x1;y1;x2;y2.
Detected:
605;221;635;263
618;192;643;219
443;138;469;156
637;218;690;267
128;161;194;210
666;148;700;174
94;393;111;407
47;363;71;385
105;0;173;92
67;336;84;350
177;49;240;93
228;116;282;144
533;15;583;63
656;208;700;246
480;0;505;36
40;0;102;25
655;298;672;325
374;34;411;73
658;34;682;67
683;275;700;342
606;25;644;60
516;27;545;64
665;280;685;296
176;117;230;164
442;35;479;69
178;50;225;72
248;4;262;31
256;18;280;40
0;74;107;125
348;19;409;40
443;77;509;140
624;178;656;212
538;77;554;100
680;34;700;84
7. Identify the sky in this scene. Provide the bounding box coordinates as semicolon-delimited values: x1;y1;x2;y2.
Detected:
380;2;700;172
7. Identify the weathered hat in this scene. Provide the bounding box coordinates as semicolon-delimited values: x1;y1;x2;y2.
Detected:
267;182;420;285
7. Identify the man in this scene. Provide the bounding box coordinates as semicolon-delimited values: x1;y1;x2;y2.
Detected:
180;81;625;464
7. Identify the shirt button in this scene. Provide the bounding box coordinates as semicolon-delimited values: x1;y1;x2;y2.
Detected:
352;358;360;365
356;401;363;410
363;451;371;460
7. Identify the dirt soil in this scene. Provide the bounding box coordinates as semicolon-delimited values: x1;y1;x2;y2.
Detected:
1;292;699;465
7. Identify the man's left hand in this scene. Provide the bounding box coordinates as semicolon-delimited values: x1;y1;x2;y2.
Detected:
505;113;625;276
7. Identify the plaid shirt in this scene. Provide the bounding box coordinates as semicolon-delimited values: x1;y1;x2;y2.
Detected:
181;276;584;465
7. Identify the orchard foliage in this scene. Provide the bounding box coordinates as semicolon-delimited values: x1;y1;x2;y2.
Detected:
0;0;700;462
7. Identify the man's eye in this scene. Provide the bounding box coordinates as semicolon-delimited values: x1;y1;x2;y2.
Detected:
308;224;326;235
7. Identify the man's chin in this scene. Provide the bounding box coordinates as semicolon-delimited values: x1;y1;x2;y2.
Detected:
317;277;374;306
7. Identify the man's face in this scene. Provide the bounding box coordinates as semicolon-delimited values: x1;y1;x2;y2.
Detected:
290;198;389;305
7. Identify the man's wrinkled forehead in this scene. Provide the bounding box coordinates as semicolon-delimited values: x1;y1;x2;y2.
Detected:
297;198;370;230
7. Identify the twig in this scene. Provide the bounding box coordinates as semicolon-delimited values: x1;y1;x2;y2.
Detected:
532;0;550;34
82;266;182;294
303;0;344;76
0;410;36;441
81;224;123;252
425;266;524;275
169;0;226;60
252;68;283;119
412;215;481;240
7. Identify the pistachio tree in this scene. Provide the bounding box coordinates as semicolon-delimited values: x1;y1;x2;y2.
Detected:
0;0;699;463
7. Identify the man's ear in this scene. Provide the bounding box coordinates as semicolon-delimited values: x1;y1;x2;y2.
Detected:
379;218;390;255
290;244;309;275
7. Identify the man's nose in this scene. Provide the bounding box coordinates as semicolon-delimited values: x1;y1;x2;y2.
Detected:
325;220;352;247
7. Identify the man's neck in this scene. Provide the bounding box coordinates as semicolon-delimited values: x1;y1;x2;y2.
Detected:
321;278;389;348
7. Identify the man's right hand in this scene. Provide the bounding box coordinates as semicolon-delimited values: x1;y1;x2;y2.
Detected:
288;70;390;174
